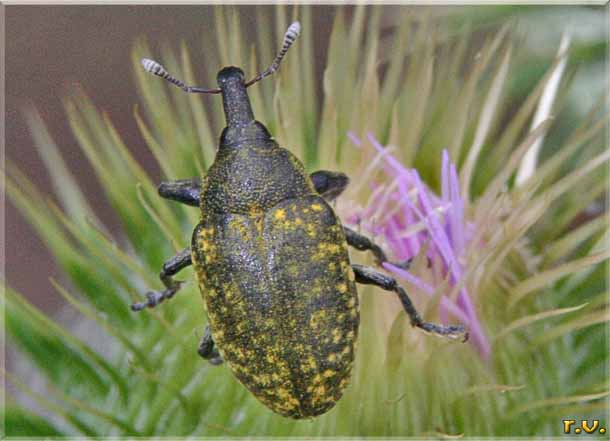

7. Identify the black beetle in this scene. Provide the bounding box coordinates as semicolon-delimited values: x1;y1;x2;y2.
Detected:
133;22;467;419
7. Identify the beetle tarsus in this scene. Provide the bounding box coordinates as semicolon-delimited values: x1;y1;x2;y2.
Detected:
131;247;192;312
131;282;184;311
392;258;413;270
351;264;468;341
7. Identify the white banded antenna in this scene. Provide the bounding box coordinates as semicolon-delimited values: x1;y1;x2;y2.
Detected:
140;58;221;94
245;21;301;88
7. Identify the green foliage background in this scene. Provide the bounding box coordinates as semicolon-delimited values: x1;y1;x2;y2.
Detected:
4;5;609;437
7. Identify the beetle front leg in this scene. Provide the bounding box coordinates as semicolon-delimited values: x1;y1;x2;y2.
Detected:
310;170;349;201
352;264;468;341
344;227;412;270
198;325;224;365
131;247;192;311
158;178;201;207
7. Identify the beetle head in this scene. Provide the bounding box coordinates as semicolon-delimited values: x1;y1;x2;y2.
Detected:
217;66;245;87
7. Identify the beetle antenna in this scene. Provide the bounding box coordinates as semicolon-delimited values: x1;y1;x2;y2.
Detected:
245;21;301;88
141;58;221;94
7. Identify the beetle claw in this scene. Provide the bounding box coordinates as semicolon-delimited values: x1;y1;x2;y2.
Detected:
387;258;413;270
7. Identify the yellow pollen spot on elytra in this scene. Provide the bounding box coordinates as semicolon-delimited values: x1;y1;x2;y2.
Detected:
313;385;326;398
329;244;341;253
307;356;317;370
327;353;338;363
323;369;335;378
234;348;246;360
332;328;342;344
277;387;293;401
328;262;336;271
256;374;272;385
295;217;303;225
337;283;348;294
207;289;217;298
301;362;312;373
311;203;323;212
346;330;355;340
274;209;286;220
200;227;214;237
313;373;323;383
347;297;356;308
310;310;327;329
341;346;352;356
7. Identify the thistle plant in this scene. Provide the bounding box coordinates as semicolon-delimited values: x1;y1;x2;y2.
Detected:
4;6;609;437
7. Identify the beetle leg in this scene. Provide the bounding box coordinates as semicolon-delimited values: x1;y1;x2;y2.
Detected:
158;178;201;207
351;264;469;342
131;247;192;311
310;170;349;201
197;325;224;365
344;226;387;264
344;227;412;270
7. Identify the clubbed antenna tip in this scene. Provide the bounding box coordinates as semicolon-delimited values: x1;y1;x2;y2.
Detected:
139;57;221;94
286;21;301;43
141;58;167;76
245;21;302;88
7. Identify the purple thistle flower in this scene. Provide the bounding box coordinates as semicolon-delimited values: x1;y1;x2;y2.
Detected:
343;132;491;359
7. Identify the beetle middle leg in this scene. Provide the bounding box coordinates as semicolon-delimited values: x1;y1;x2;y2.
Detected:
344;226;412;270
310;170;410;269
344;226;389;265
198;325;224;365
352;264;468;341
131;247;192;311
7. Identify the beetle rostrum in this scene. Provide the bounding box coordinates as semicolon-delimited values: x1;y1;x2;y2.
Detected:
134;21;468;419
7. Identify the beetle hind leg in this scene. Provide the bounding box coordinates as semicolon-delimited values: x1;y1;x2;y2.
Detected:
198;325;224;365
352;264;468;341
131;247;192;311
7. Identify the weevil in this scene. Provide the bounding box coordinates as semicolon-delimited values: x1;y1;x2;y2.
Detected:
133;22;468;419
